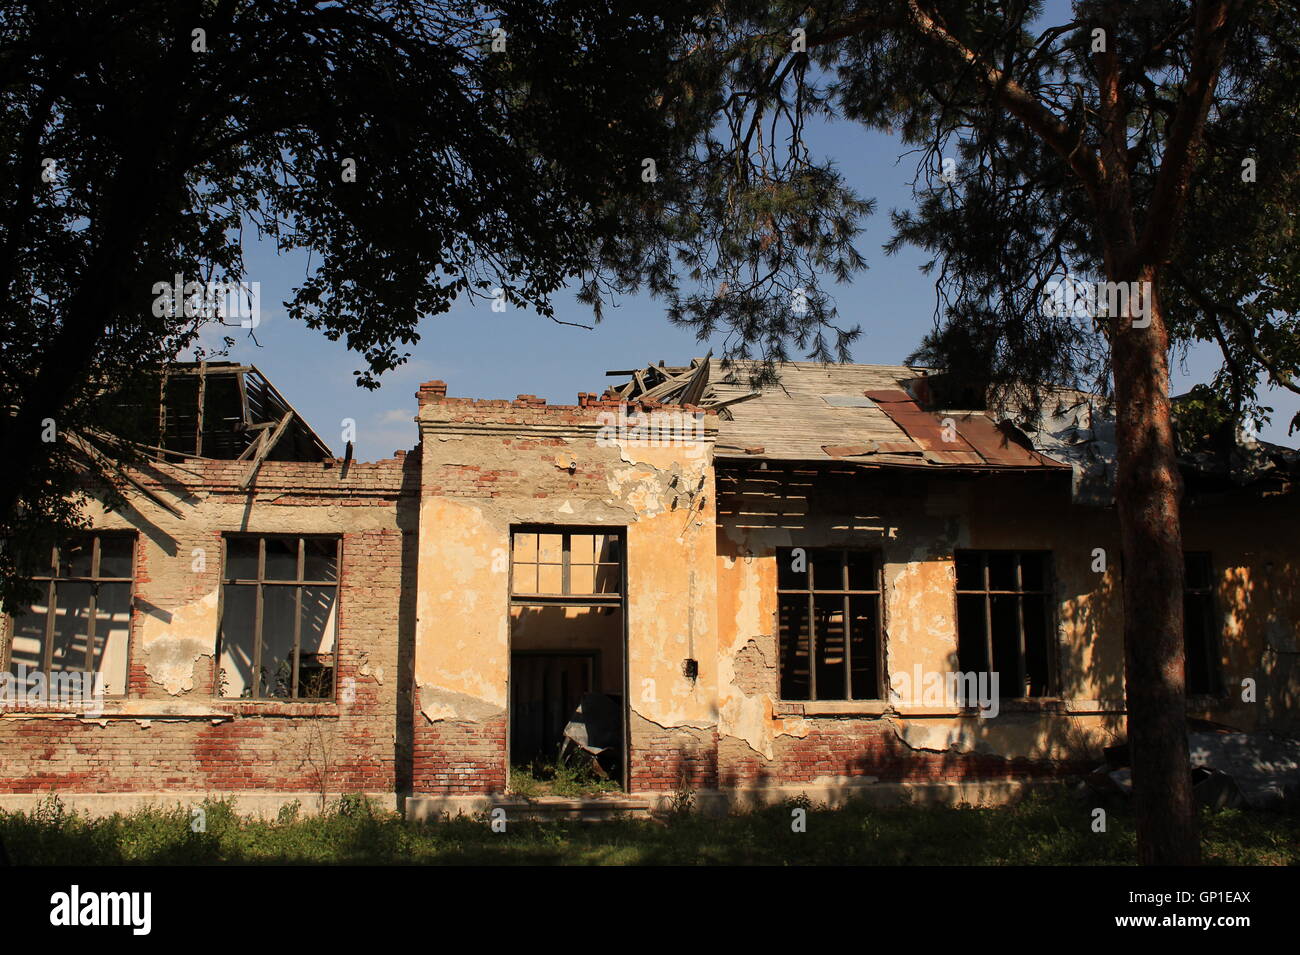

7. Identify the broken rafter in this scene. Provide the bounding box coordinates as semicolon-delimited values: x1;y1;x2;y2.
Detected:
241;411;293;488
608;355;722;408
65;431;184;517
678;353;712;406
706;391;761;411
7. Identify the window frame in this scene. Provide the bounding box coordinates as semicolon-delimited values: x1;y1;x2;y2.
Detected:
4;531;136;696
954;549;1058;699
216;533;342;701
776;547;885;702
1182;551;1222;697
508;525;625;607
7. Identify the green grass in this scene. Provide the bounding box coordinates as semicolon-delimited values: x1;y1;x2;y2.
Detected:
1;792;1294;865
508;756;622;798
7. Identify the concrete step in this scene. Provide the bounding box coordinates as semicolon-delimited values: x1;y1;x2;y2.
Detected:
497;795;653;822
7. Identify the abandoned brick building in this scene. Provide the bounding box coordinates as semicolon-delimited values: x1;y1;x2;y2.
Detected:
0;358;1296;815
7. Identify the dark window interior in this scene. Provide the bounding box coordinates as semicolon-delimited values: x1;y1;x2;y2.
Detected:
955;550;1054;698
777;548;882;701
1183;552;1219;696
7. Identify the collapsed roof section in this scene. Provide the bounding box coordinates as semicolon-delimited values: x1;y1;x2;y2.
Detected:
606;358;1066;471
147;361;333;465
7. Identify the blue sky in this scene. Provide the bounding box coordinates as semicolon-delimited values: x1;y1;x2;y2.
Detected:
197;83;1299;462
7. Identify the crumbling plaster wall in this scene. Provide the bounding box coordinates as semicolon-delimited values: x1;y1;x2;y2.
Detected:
412;389;720;793
0;457;417;800
714;469;1126;789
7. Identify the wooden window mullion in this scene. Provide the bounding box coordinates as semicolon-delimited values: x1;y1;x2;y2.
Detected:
840;552;851;700
1015;554;1027;697
982;555;993;679
561;533;571;596
41;568;57;675
253;537;265;697
876;556;885;700
807;568;817;701
83;535;100;673
291;537;304;698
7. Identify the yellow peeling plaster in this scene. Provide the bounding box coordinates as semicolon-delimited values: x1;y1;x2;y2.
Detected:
413;497;509;721
715;529;810;758
413;411;723;743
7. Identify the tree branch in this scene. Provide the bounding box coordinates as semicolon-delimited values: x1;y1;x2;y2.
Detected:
1137;0;1241;265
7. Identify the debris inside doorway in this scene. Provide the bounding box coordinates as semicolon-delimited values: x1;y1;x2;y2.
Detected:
508;757;622;798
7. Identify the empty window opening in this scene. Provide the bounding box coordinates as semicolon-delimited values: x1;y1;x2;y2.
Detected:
776;547;883;701
955;550;1054;698
510;528;626;792
5;533;135;696
1183;552;1220;696
217;535;339;699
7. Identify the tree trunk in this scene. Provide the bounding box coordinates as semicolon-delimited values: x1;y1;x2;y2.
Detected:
1110;265;1200;865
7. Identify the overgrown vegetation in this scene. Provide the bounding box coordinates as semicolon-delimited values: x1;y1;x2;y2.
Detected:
508;757;621;798
1;792;1294;866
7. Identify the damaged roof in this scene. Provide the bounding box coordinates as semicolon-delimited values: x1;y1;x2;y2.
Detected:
605;359;1299;501
607;358;1066;471
145;361;333;463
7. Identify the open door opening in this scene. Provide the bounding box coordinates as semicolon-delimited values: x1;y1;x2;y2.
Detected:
508;527;626;794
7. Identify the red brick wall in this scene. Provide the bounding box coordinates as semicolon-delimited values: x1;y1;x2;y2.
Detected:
410;714;507;795
716;720;1086;789
0;457;418;798
629;717;719;792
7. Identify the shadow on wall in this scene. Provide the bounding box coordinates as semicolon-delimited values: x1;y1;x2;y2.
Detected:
1210;550;1300;735
712;467;1129;798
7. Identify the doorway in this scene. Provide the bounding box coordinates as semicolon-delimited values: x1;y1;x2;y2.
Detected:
508;527;627;792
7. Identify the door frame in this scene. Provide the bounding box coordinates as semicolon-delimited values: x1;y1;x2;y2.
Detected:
505;524;629;791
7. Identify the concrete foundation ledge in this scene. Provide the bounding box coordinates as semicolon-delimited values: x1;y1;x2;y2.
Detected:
404;777;1069;821
0;791;400;819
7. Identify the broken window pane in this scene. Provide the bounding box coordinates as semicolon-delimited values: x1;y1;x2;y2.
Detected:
5;533;136;700
225;538;260;580
218;583;257;698
813;594;847;700
48;582;92;678
955;551;983;590
217;535;340;699
956;594;989;674
98;536;135;579
537;563;564;595
89;582;132;695
260;585;297;698
1019;552;1047;592
848;595;879;700
264;537;298;581
777;549;806;589
298;586;337;699
8;610;46;685
777;548;882;700
509;528;624;599
987;552;1017;591
303;538;338;582
955;550;1055;699
778;596;811;700
847;551;877;591
1183;552;1218;696
1021;594;1050;697
811;551;844;590
59;539;94;578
